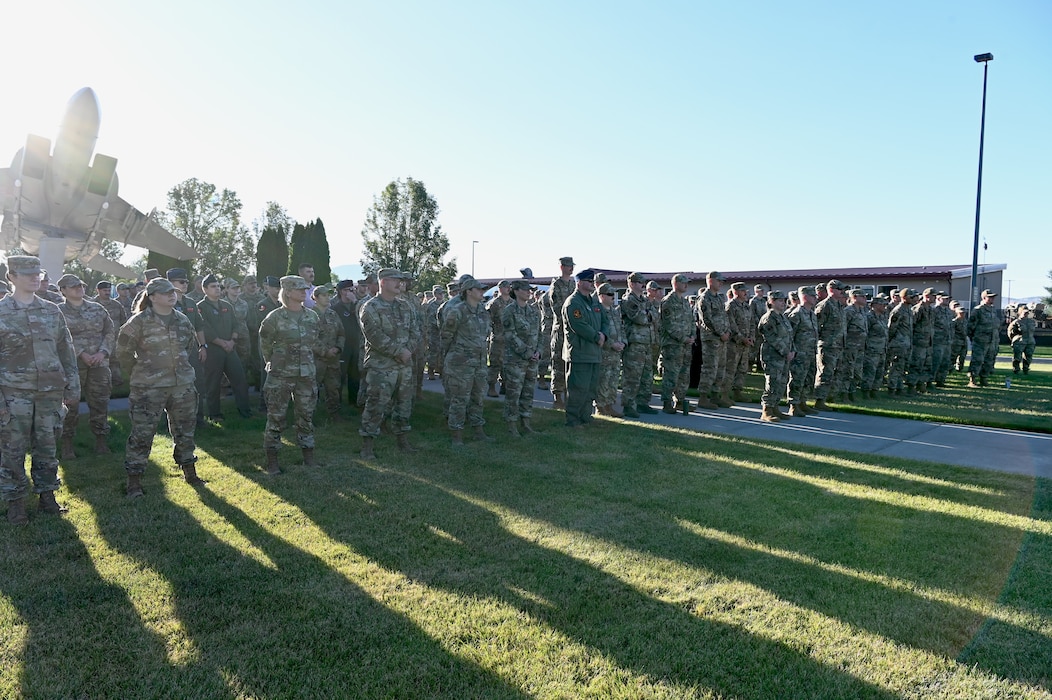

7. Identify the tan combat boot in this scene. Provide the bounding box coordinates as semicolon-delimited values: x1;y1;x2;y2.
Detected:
520;417;536;434
6;498;28;526
126;474;144;498
716;391;734;408
451;430;465;447
695;396;717;410
760;406;781;423
301;448;317;466
181;463;206;484
38;491;68;515
473;426;495;442
265;448;282;474
62;436;76;460
813;399;830;411
359;438;376;460
396;434;417;452
788;403;807;418
507;421;521;437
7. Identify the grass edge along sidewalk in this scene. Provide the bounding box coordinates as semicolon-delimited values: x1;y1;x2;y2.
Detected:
3;394;1052;698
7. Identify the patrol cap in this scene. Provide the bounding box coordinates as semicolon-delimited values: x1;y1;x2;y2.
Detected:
936;290;949;298
871;294;889;305
981;288;997;297
646;281;662;290
280;275;311;290
202;273;220;288
593;272;608;284
671;273;690;285
57;273;85;288
116;282;129;291
242;274;257;284
264;275;281;288
336;279;355;291
950;300;962;309
519;267;533;278
223;277;241;289
597;283;615;296
96;280;112;289
166;268;189;282
921;287;935;296
445;282;459;294
362;272;378;284
798;285;816;297
311;284;329;297
576;269;596;282
144;268;161;281
848;288;865;298
731;282;746;292
767;290;787;301
510;279;531;292
627;272;647;283
827;279;849;291
899;287;916;299
432;285;443;293
459;276;486;291
377;268;404;280
6;255;42;275
146;278;176;295
559;256;575;267
707;271;726;281
498;280;511;289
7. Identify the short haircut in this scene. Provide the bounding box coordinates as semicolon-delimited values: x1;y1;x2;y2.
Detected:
298;263;313;272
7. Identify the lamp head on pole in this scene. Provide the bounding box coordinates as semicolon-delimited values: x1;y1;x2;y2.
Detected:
974;53;994;63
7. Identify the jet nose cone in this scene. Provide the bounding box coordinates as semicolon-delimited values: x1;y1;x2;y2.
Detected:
64;87;101;125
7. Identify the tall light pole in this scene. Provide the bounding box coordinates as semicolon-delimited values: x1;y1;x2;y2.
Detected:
969;52;993;310
471;240;479;277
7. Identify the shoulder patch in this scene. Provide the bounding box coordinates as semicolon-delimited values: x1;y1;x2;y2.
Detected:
572;309;582;319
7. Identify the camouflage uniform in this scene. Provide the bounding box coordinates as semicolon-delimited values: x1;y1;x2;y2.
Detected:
501;299;541;423
486;293;511;391
536;293;553;386
252;294;281;394
967;300;1000;381
886;298;915;391
748;293;768;370
424;294;444;376
723;294;753;397
58;298;114;441
908;300;934;389
401;291;427;397
117;307;199;476
0;295;81;501
259;307;321;449
547;276;576;397
837;302;868;397
1008;312;1036;374
931;302;954;384
813;293;846;401
758;304;794;410
619;289;655;411
596;296;625;409
660;290;694;408
442;296;490;430
94;294;128;386
950;313;968;371
787;303;818;407
861;305;889;392
359;295;415;437
314;305;346;417
229;295;252;367
696;287;729;400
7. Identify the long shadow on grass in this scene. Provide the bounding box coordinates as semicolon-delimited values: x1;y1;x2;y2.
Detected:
257;456;898;698
0;502;202;697
424;416;1052;690
64;460;530;699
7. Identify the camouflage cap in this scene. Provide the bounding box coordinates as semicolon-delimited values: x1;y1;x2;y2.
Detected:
899;287;916;298
707;271;726;281
280;275;311;291
921;287;935;297
671;273;690;285
827;279;849;291
627;272;647;283
445;282;459;293
593;272;608;284
116;282;129;291
6;255;42;275
950;300;962;309
646;281;663;290
597;283;615;296
848;288;866;298
242;274;257;284
730;282;746;292
510;279;531;292
377;268;404;280
166;268;189;282
936;290;949;298
311;284;330;297
432;285;443;293
798;285;816;297
767;290;787;301
459;276;486;291
498;280;511;289
223;277;241;289
871;294;889;305
559;256;575;266
146;278;176;295
144;268;161;281
56;273;85;288
362;272;378;284
981;288;998;297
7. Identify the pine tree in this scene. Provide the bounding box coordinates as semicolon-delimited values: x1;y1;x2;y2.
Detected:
256;226;289;283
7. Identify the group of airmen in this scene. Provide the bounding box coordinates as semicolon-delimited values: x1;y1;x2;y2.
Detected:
1;250;1037;524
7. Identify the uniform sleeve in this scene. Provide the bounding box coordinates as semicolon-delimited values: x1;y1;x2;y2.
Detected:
197;300;219;342
502;305;528;359
565;297;602;344
57;316;81;402
116;315;141;374
363;302;408;360
99;306;115;357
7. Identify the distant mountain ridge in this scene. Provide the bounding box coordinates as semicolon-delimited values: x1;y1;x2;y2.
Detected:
332;264;362;283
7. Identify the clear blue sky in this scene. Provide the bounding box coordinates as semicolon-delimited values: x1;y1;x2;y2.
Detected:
3;0;1049;299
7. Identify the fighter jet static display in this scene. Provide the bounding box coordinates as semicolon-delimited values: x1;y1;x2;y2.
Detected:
0;87;196;278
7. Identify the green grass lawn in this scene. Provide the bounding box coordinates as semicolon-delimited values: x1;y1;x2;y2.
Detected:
2;395;1051;698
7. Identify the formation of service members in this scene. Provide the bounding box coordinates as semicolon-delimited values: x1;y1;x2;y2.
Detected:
3;249;1036;526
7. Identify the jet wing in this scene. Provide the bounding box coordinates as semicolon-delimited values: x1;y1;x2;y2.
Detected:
102;197;197;260
79;252;137;279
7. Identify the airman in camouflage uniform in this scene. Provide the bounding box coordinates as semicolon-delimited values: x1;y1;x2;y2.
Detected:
92;280;127;387
536;287;553;388
758;291;795;422
619;272;658;417
441;276;492;444
425;286;446;379
486;281;512;397
117;278;202;498
723;281;754;404
35;270;65;303
501;280;541;435
950;302;968;371
748;284;768;371
696;271;731;409
787;286;819;416
813;279;848;410
886;288;916;394
660;273;695;414
836;289;869;400
312;286;345;419
647;281;663;377
931;292;954;386
546;257;576;407
1008;305;1036;375
595;282;626;416
57;274;115;458
358;269;417;457
967;289;1001;387
259;276;321;472
1;256;81;525
223;277;252;368
908;288;935;393
861;294;890;398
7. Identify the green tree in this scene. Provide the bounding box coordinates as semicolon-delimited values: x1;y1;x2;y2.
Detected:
287;219;331;283
360;178;457;291
1044;269;1052;307
256;226;289;284
159;178;254;280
